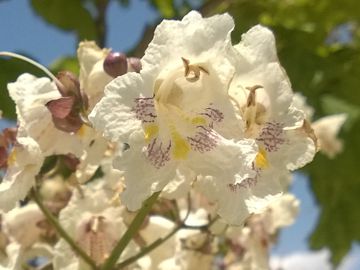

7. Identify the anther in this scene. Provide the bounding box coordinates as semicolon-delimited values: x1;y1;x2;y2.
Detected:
181;57;209;81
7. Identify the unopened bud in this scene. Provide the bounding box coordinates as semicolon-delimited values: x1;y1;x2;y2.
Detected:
46;97;75;119
76;216;118;265
54;116;83;133
103;52;128;78
127;57;142;73
0;147;7;169
56;71;81;98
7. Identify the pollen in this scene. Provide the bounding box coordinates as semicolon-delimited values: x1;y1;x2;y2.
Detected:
7;149;16;166
255;147;269;169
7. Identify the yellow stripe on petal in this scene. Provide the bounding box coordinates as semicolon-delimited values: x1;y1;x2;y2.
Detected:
191;116;206;125
255;147;269;169
144;124;159;143
171;129;190;159
7;149;17;166
76;125;87;138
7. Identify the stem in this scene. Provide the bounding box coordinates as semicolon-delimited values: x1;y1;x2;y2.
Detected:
116;224;181;269
31;188;97;270
115;216;219;269
101;191;161;270
0;52;61;86
95;0;109;47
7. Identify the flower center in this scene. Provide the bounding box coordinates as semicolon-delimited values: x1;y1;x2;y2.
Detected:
134;58;224;168
76;216;117;265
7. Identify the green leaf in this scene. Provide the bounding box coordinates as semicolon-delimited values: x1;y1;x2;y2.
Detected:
30;0;97;40
0;57;44;119
307;117;360;265
150;0;175;18
50;56;80;75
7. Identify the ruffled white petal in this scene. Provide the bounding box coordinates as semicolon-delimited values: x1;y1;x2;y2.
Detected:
312;113;347;158
89;72;148;142
77;41;112;108
0;137;42;211
8;74;86;157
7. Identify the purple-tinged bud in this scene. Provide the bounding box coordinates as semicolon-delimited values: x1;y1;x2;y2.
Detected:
46;97;75;119
0;146;7;169
127;57;142;73
103;52;128;78
56;71;81;98
3;128;17;146
51;114;83;133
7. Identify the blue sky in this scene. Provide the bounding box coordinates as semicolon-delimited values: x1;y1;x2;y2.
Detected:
0;1;359;269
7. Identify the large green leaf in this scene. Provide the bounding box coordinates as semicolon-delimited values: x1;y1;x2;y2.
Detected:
30;0;97;41
50;56;79;75
150;0;175;18
307;117;360;264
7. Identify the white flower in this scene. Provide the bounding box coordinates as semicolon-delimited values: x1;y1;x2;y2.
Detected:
196;25;315;224
7;74;87;157
224;194;299;270
292;93;347;158
77;41;113;109
0;137;42;211
4;203;46;248
138;216;176;270
0;204;53;270
89;11;257;212
312;114;347;158
158;209;216;270
229;25;316;171
53;180;135;269
0;73;98;212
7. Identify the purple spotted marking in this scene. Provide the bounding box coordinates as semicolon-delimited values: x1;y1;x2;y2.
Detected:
146;138;171;169
134;97;157;123
133;99;225;168
256;122;286;152
228;164;261;191
228;177;258;192
187;126;218;153
200;107;224;123
186;104;224;153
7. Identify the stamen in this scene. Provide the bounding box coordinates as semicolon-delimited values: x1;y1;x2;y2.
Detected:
181;57;209;81
245;85;263;107
0;51;62;87
302;119;318;149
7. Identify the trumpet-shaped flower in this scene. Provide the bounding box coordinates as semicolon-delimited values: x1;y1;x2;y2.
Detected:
195;25;316;224
89;11;257;212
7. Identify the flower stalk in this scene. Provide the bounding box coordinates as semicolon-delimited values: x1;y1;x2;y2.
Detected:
100;191;161;270
30;188;98;270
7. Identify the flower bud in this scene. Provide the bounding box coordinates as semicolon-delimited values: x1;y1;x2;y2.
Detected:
56;71;81;98
127;57;142;73
0;147;7;169
103;52;128;78
50;114;83;133
46;96;75;119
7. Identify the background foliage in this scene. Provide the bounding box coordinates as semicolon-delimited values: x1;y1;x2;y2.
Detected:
1;0;359;265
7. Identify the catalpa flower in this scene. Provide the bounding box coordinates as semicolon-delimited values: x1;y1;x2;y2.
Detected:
89;11;257;211
193;25;316;224
54;181;136;269
292;93;347;158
